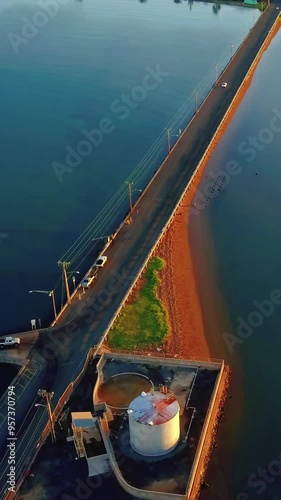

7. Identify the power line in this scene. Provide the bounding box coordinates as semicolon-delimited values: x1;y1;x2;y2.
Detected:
58;48;235;266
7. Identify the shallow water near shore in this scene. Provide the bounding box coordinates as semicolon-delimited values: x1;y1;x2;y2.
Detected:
191;27;281;499
190;209;245;499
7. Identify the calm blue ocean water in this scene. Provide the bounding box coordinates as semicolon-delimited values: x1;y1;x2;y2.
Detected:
197;28;281;499
2;1;278;499
0;0;258;333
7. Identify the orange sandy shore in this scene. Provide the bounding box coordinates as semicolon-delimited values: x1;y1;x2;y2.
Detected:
106;21;281;360
156;194;210;359
155;20;281;361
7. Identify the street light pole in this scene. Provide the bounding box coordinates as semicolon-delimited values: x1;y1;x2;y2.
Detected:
92;235;112;243
29;290;57;320
166;128;181;155
37;389;56;443
66;270;80;291
58;261;71;304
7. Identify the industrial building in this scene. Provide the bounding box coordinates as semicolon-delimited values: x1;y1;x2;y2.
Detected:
71;411;110;477
87;352;226;500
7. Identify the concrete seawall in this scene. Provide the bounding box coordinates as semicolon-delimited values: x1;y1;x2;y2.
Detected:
94;353;226;500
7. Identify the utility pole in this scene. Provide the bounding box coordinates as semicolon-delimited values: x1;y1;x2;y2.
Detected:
166;128;171;155
58;261;71;304
126;181;133;214
194;91;199;113
50;290;57;318
37;389;56;443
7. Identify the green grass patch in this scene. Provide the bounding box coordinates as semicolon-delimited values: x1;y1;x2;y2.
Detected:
108;256;169;350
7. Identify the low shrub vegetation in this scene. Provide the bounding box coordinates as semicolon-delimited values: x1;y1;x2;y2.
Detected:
108;256;169;349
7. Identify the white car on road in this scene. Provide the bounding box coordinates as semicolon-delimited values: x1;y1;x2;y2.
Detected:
81;275;96;288
94;255;107;267
0;337;20;349
221;82;228;88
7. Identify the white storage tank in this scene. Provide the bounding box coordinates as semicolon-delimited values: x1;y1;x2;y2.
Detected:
127;391;180;456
